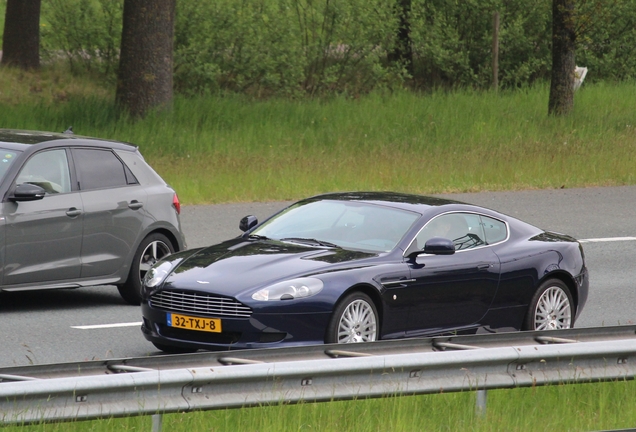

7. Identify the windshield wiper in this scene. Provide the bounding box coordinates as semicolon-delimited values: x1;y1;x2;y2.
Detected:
280;237;341;248
247;234;270;240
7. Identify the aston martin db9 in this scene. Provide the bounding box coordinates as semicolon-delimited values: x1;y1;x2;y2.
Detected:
141;192;588;353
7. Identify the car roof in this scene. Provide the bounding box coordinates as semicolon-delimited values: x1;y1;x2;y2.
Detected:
303;191;467;213
0;129;138;152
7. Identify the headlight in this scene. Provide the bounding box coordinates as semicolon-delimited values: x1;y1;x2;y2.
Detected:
144;261;175;288
252;277;324;301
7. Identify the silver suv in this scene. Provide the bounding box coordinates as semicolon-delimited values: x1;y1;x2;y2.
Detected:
0;129;186;305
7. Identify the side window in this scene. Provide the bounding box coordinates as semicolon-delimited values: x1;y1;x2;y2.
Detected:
73;148;138;190
16;149;71;194
462;213;486;248
417;213;486;251
481;216;507;244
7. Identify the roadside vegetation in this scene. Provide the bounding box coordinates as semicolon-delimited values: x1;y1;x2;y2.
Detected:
4;379;636;431
1;66;635;204
2;0;636;204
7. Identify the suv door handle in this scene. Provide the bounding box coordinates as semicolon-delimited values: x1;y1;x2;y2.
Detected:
128;200;144;210
66;208;82;217
477;264;492;271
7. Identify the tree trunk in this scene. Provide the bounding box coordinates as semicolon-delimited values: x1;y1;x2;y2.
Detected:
1;0;41;69
116;0;175;118
388;0;413;76
548;0;576;116
492;12;500;91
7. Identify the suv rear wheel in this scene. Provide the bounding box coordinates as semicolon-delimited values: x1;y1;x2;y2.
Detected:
118;233;174;305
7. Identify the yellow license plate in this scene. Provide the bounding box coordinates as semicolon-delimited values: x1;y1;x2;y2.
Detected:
167;313;222;333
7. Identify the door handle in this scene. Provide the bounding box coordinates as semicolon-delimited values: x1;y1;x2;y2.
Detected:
128;200;144;210
66;208;82;217
477;264;492;271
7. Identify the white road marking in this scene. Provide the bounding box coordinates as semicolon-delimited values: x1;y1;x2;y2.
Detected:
579;237;636;243
72;322;142;330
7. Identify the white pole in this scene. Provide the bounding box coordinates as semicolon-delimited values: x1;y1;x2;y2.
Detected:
476;389;487;417
152;414;163;432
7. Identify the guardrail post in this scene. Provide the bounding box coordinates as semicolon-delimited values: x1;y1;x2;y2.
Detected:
152;414;163;432
476;389;487;417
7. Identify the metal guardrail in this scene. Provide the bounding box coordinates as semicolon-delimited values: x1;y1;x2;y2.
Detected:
1;325;636;425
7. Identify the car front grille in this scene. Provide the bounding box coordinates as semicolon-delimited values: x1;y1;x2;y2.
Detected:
150;290;253;318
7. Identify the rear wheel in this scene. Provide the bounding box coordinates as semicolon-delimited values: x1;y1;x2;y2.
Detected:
118;233;174;305
326;292;379;344
523;279;574;330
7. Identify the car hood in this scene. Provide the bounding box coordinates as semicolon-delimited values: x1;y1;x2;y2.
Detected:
159;238;379;296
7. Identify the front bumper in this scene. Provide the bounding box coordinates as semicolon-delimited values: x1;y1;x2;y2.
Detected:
141;303;331;351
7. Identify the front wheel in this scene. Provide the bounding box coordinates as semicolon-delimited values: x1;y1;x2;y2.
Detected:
118;233;174;305
325;292;379;344
523;279;574;331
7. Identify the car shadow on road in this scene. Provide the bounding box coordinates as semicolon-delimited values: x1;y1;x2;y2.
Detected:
0;286;130;313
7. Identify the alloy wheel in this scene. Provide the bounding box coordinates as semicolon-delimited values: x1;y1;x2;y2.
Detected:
533;286;572;330
337;299;378;343
138;240;172;283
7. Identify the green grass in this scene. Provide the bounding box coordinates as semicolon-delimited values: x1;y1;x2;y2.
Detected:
4;380;636;431
1;66;635;204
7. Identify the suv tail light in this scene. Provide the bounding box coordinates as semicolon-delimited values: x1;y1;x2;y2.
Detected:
172;193;181;215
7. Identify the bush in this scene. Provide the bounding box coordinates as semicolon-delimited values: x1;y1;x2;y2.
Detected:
576;0;636;82
40;0;122;78
174;0;403;97
408;0;552;90
34;0;636;95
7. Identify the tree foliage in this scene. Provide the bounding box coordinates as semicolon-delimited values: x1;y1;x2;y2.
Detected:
414;0;553;89
576;0;636;81
41;0;122;76
174;0;400;97
18;0;636;97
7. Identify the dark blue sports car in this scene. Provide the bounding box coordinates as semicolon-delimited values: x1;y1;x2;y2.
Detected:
141;192;589;353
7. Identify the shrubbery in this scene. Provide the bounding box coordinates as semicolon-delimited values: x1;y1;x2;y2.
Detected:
35;0;636;96
41;0;122;78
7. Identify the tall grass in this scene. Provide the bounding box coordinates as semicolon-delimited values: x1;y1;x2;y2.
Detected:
4;380;636;431
1;68;635;204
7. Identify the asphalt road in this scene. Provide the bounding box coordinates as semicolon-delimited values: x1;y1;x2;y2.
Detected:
1;186;635;367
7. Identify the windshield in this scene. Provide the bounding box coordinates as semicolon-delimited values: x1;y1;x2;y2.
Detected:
0;148;20;183
252;200;420;252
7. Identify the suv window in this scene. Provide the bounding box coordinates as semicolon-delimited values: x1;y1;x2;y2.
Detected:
73;148;138;190
16;149;71;194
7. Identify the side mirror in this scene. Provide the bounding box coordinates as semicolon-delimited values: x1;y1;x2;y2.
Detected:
9;183;46;202
239;215;258;232
423;237;456;255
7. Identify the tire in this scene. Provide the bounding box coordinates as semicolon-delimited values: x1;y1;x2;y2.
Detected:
523;279;574;331
325;292;379;344
118;233;174;305
152;342;196;354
